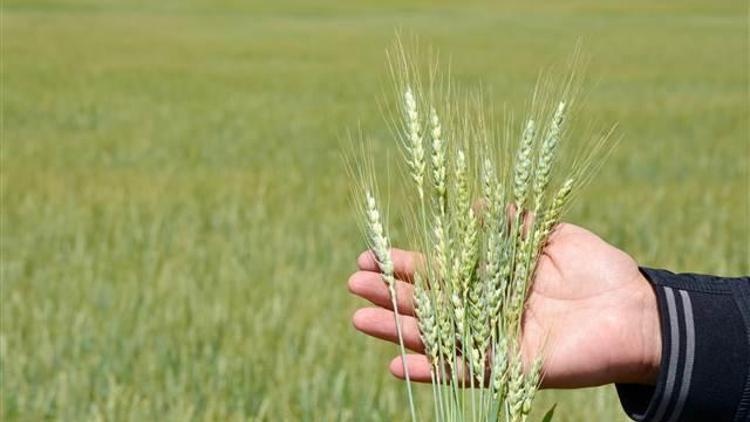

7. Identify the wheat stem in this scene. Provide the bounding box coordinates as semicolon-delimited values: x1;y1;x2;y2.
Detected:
364;191;417;421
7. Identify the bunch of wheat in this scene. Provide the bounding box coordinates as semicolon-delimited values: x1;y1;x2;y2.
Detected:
355;47;608;422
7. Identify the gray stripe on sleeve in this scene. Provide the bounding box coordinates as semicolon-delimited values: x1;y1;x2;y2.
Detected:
666;291;695;422
652;287;681;422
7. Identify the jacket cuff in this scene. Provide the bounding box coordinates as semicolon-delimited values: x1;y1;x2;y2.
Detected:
616;268;749;422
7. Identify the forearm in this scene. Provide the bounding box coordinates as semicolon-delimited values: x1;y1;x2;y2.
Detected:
617;268;750;422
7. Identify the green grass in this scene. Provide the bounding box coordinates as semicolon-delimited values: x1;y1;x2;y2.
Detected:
2;0;747;420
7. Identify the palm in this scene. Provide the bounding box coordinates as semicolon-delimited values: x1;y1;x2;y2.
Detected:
348;223;660;389
520;223;658;387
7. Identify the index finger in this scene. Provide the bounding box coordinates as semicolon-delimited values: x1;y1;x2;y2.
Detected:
357;248;423;283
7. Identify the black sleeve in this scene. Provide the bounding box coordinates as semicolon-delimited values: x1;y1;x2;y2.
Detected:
616;268;750;422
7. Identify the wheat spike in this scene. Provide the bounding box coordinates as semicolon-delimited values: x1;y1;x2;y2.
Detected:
532;101;567;211
512;119;536;209
404;87;426;200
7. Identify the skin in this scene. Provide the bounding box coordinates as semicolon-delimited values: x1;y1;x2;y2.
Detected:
348;222;662;389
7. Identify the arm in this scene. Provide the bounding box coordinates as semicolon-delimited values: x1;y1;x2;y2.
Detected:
347;223;750;420
617;269;750;422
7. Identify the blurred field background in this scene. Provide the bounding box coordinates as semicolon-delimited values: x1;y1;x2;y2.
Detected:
2;0;747;420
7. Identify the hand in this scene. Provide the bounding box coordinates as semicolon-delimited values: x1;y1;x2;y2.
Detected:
348;222;661;388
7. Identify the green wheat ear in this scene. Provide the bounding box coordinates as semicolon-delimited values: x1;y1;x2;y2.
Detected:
353;41;611;421
362;190;417;421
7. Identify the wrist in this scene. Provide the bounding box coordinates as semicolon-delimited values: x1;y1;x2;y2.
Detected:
634;271;662;385
609;270;662;386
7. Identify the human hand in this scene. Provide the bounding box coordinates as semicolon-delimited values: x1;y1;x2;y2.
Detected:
348;222;661;388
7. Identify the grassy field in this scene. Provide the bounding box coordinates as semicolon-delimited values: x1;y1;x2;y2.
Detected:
2;0;747;420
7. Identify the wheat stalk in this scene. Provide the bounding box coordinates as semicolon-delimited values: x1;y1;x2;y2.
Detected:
362;190;417;421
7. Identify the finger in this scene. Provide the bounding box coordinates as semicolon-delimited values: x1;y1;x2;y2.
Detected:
351;307;423;352
348;271;416;316
389;354;434;383
389;355;484;386
357;248;423;282
544;222;576;244
473;198;488;226
505;204;535;237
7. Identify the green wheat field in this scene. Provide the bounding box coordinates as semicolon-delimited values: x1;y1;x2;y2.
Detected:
2;0;747;420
